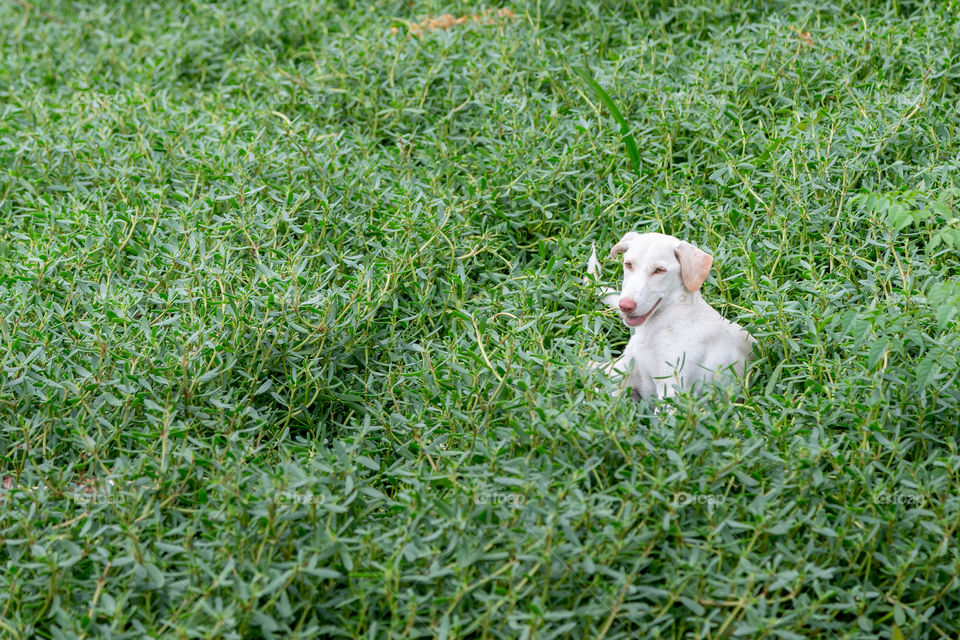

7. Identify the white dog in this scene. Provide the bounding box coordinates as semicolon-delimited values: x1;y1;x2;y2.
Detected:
587;232;755;400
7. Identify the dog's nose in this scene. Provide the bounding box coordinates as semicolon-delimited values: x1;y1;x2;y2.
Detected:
619;298;637;313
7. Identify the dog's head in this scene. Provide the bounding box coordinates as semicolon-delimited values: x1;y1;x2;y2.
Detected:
609;232;713;328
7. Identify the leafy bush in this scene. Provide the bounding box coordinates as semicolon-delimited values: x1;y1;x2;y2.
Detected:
1;0;959;638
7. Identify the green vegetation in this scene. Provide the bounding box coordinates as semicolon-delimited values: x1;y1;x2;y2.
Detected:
2;1;960;638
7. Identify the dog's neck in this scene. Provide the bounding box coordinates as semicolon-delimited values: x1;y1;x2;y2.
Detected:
670;288;704;307
658;289;705;320
630;289;707;336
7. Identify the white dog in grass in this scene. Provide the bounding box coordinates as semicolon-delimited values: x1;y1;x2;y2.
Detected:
588;232;755;400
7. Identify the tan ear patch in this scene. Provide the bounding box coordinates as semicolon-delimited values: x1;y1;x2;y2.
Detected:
674;242;713;292
609;231;641;259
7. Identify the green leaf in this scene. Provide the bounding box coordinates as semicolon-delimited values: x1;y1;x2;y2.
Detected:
570;66;641;176
893;604;906;626
678;597;705;616
867;338;888;370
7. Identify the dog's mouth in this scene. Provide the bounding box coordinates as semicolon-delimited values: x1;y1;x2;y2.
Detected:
622;298;662;327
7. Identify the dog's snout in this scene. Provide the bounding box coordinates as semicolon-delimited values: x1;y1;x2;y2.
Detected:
619;298;637;313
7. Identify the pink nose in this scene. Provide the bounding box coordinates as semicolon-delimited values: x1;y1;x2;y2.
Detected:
619;298;637;313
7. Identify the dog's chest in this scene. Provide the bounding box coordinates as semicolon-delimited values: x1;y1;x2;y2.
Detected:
628;332;703;371
623;320;710;396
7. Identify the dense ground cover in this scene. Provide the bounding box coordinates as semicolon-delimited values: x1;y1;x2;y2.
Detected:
2;0;960;637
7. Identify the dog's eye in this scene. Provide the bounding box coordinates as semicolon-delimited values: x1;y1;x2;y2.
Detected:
624;261;633;271
652;266;666;275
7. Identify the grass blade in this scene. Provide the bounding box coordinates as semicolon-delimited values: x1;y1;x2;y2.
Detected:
571;65;641;176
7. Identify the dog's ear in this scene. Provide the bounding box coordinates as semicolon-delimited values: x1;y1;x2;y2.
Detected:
609;232;641;259
674;241;713;292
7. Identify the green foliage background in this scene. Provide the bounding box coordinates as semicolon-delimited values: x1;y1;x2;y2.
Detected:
1;0;959;638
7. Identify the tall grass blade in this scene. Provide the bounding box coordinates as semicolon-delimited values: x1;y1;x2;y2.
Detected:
571;65;641;176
